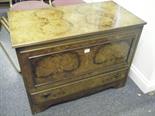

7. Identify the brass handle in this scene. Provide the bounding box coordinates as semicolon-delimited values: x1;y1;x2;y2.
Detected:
115;73;121;79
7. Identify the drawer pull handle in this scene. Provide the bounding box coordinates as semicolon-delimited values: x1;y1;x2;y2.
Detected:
42;93;51;98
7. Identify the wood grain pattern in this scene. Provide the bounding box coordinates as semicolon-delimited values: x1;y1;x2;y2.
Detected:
94;41;130;64
29;39;131;87
32;52;80;78
8;1;146;48
11;2;146;114
31;68;128;104
16;26;144;114
17;31;135;88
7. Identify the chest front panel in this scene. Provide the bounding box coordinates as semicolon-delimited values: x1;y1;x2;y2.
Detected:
18;29;140;89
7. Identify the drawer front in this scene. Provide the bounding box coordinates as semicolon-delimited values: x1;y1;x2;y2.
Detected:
31;68;128;104
24;39;132;87
18;30;138;88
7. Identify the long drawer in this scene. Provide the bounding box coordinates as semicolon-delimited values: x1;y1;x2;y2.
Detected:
30;68;128;104
18;30;138;89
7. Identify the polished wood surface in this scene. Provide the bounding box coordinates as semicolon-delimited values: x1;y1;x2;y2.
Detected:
16;27;144;113
31;68;128;104
8;1;146;114
20;31;134;88
8;1;146;48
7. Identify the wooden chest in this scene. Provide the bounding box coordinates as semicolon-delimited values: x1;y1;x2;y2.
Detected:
8;1;146;113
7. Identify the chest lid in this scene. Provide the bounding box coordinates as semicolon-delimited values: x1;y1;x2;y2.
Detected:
8;1;146;48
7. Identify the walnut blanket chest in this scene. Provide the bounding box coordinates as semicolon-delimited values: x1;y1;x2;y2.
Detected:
8;1;146;113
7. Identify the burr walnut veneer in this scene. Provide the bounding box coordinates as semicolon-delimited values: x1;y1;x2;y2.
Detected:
8;1;146;113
